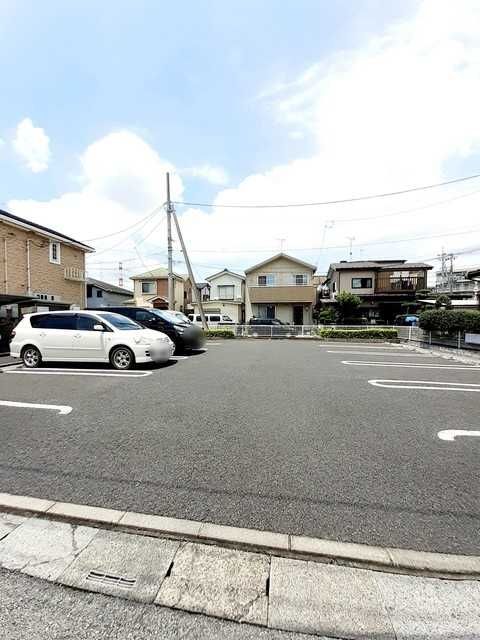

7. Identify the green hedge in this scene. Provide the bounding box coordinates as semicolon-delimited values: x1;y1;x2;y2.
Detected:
419;309;480;332
204;329;236;338
317;328;398;340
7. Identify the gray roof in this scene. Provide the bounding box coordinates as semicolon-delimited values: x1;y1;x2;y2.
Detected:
86;277;133;296
130;267;185;280
245;253;316;274
329;260;432;271
206;268;245;281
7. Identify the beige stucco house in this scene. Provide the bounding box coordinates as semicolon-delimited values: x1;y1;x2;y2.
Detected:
245;253;317;324
0;208;93;318
192;268;245;323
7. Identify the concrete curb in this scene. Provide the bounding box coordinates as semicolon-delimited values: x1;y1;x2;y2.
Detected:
1;492;479;580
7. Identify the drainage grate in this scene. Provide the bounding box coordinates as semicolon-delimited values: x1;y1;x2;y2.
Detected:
86;570;137;589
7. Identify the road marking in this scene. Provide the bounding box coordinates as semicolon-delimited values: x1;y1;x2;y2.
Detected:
170;355;189;360
368;379;480;392
342;360;479;370
0;400;72;415
318;343;404;348
438;430;480;441
327;351;433;357
6;369;152;378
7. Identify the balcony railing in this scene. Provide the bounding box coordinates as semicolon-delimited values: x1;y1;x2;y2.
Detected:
375;274;425;293
246;273;311;287
64;266;85;282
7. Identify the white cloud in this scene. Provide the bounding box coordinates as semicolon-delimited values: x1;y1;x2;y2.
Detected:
12;118;51;172
182;164;229;186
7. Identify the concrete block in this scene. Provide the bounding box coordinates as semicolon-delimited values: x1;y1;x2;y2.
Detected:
120;511;202;538
47;501;125;524
387;546;480;576
0;513;27;541
0;518;98;581
198;522;289;551
268;557;395;639
290;535;391;566
375;572;480;639
0;492;54;513
155;542;270;625
59;529;179;603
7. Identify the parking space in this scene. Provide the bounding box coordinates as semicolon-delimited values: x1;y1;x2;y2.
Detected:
0;340;478;555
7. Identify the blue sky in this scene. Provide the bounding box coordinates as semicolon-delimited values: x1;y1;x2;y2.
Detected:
2;0;480;282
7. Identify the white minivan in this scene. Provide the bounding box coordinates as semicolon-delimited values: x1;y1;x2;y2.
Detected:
10;310;175;370
188;313;234;325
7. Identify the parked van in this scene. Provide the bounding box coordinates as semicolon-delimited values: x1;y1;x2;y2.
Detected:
188;313;234;325
10;310;174;369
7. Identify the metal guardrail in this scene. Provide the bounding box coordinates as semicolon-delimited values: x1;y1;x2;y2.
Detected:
397;326;480;352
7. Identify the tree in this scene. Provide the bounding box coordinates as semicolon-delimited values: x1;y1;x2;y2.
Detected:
318;307;336;324
335;291;361;323
434;294;452;309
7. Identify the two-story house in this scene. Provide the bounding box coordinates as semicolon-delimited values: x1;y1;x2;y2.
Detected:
192;269;245;323
86;277;133;308
0;208;93;318
245;253;317;324
323;259;433;323
129;267;187;310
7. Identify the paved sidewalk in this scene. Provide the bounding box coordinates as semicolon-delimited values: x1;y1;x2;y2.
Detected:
1;511;479;638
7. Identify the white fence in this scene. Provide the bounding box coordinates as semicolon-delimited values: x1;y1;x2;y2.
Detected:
397;325;480;351
229;324;393;338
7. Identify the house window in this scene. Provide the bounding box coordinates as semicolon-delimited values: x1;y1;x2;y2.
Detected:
257;304;275;319
332;281;336;293
86;285;93;298
258;274;275;286
352;277;372;289
218;285;234;299
49;241;61;264
294;274;308;285
141;281;155;294
96;289;103;298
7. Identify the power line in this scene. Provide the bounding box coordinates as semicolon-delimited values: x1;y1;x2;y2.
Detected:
81;205;163;242
173;225;480;254
173;171;480;209
93;212;165;257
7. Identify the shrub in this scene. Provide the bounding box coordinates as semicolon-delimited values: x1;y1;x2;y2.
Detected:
335;291;361;323
318;307;336;324
419;309;480;332
203;329;235;338
434;294;452;309
317;328;398;340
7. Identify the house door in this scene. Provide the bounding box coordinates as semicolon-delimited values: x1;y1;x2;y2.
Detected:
293;305;304;325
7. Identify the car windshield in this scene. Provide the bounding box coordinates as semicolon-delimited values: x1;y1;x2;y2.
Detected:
96;312;143;330
150;309;190;324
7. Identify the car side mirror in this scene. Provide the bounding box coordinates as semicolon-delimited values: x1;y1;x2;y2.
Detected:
93;324;104;331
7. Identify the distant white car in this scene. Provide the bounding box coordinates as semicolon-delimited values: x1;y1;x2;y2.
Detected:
10;310;175;370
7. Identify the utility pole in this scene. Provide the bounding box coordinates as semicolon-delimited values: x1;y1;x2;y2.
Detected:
118;261;124;287
171;205;209;330
448;252;455;294
166;173;175;310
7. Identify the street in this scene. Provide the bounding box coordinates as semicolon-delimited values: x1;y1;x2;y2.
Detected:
0;340;478;554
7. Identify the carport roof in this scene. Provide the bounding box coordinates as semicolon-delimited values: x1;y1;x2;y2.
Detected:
0;294;36;305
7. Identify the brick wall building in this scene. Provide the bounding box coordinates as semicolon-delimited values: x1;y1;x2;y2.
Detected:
0;208;94;317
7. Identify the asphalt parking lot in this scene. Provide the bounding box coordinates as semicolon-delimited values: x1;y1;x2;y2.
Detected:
0;340;478;554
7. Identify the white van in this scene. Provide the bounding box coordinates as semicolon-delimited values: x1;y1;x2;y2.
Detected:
10;310;175;370
187;313;235;325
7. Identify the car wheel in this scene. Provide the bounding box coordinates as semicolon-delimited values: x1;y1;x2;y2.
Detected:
110;346;135;370
22;345;42;368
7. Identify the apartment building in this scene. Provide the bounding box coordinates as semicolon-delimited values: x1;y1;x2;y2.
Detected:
0;208;93;318
323;259;432;323
245;253;317;324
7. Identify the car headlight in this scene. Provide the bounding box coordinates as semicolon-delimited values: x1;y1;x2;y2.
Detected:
158;334;171;343
175;326;185;334
134;336;152;346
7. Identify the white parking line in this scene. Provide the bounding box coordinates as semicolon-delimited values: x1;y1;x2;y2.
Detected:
327;351;433;357
317;343;404;348
438;430;480;441
6;369;152;378
342;360;480;370
368;379;480;392
170;355;189;360
0;400;72;415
